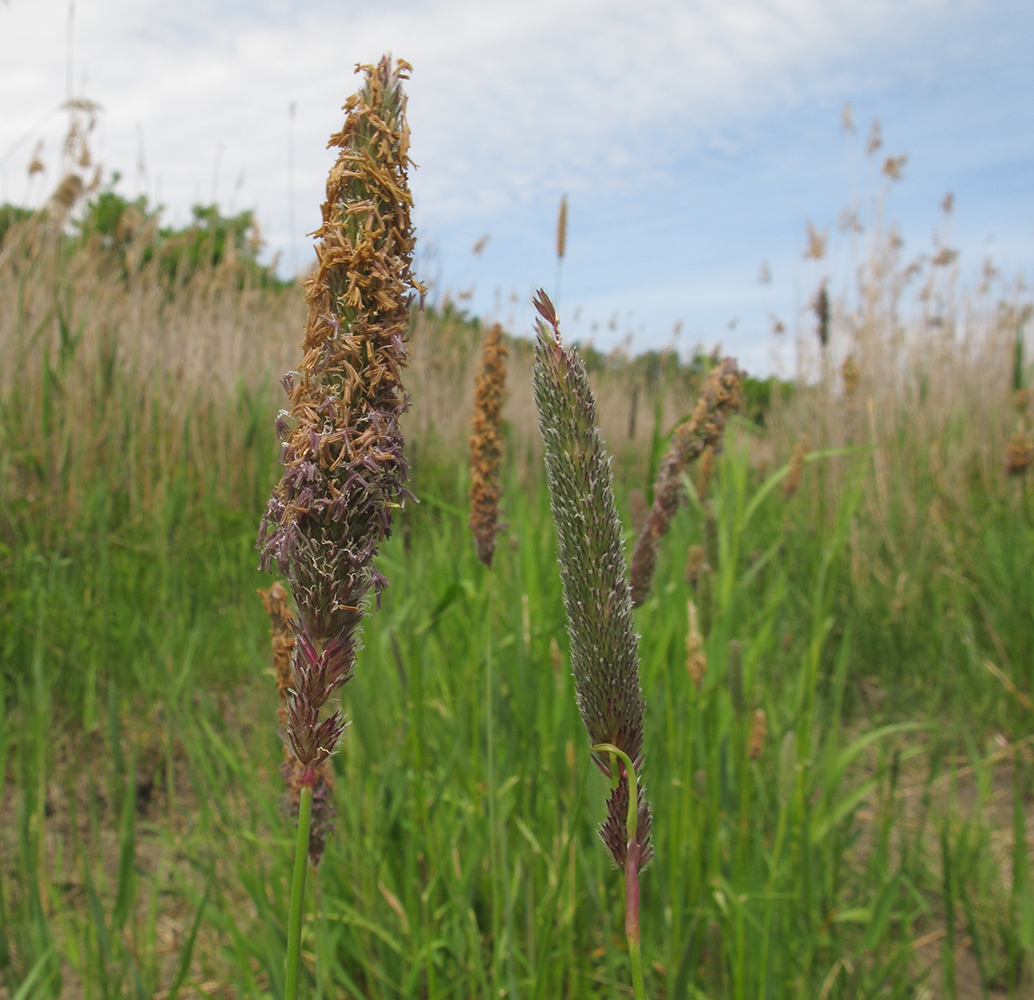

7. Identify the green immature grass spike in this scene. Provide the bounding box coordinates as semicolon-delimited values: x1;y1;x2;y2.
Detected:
255;56;419;1000
531;289;652;872
257;55;421;777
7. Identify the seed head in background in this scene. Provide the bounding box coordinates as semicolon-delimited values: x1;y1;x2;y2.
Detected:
629;357;744;607
257;56;422;775
469;323;508;566
531;289;652;872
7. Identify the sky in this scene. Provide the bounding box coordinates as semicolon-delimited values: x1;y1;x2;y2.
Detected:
2;0;1032;375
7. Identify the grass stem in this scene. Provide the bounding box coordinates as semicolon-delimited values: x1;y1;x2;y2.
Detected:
285;774;314;1000
593;743;646;1000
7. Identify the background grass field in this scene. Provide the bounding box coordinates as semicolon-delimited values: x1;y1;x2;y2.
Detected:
1;175;1033;1000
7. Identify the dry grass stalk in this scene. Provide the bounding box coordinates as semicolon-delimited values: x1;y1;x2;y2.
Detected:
783;439;808;501
686;600;706;688
629;359;743;607
841;355;860;396
749;709;768;760
469;323;508;566
556;195;568;260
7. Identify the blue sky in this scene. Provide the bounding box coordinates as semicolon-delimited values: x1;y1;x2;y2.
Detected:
2;0;1032;374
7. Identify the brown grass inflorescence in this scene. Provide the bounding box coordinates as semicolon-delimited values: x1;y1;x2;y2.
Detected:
468;323;508;566
629;358;743;607
257;56;421;779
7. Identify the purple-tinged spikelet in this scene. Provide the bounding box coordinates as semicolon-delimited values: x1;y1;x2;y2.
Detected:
258;582;336;867
257;56;421;774
531;290;652;872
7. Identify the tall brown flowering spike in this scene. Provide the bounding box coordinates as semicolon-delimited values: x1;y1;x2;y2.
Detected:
259;583;336;867
1006;432;1034;477
257;56;421;773
531;289;652;872
629;358;743;607
469;324;508;566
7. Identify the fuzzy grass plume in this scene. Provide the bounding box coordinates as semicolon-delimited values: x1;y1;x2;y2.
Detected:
532;288;651;997
629;358;743;606
469;323;508;566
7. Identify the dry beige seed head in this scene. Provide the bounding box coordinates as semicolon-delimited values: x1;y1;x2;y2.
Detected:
1014;388;1032;415
556;194;568;260
841;102;855;134
866;118;883;156
48;173;84;219
1006;433;1034;477
28;139;45;177
803;222;827;261
748;709;767;760
629;358;743;606
684;544;705;589
882;154;907;181
783;439;808;501
469;324;508;566
841;354;860;396
686;599;706;688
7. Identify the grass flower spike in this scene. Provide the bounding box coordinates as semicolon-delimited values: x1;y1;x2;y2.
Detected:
255;55;420;999
469;323;508;566
257;55;419;773
630;358;743;606
532;289;652;998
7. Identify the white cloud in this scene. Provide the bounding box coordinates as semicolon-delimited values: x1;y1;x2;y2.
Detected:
2;0;1028;373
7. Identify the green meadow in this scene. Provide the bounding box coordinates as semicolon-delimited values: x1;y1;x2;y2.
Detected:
2;151;1034;1000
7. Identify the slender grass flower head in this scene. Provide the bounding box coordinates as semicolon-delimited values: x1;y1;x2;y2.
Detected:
469;323;508;567
630;358;743;607
531;289;652;872
257;56;421;774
